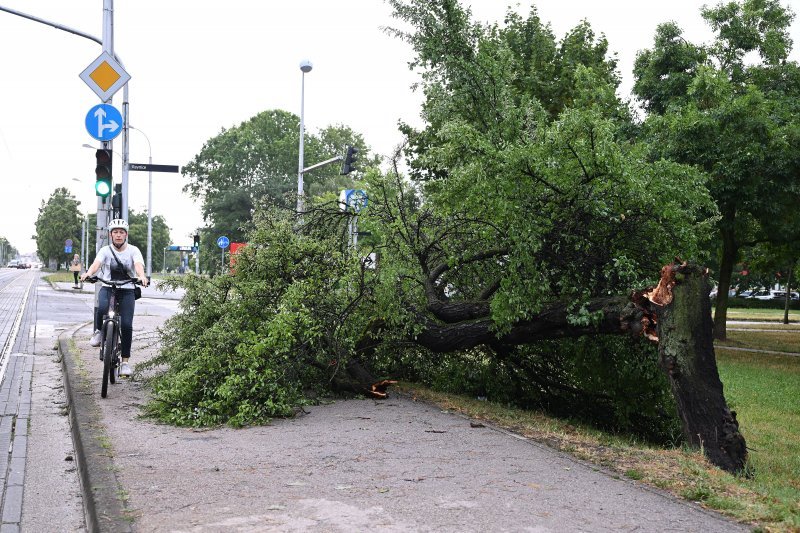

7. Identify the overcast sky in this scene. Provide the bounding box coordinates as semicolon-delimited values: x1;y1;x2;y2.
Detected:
1;0;798;255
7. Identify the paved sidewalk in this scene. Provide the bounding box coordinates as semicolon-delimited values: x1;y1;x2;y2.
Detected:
60;313;749;532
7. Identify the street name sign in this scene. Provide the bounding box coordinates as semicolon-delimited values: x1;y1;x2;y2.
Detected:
85;104;123;141
79;51;130;102
167;245;194;252
128;163;180;173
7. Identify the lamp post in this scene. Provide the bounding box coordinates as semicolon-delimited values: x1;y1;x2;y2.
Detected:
129;125;153;278
296;59;312;215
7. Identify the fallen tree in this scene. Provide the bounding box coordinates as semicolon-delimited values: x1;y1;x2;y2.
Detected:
340;260;747;474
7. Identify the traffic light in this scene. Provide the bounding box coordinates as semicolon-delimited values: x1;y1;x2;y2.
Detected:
111;183;123;218
340;145;359;175
193;234;200;247
95;149;112;198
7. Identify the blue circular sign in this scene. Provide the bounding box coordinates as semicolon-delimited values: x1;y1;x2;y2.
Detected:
346;189;368;213
85;104;123;141
216;236;230;249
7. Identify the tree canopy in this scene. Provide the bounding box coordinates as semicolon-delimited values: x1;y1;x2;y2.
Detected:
34;188;83;268
633;0;800;338
182;109;376;250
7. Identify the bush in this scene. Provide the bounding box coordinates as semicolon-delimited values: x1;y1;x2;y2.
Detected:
140;208;365;427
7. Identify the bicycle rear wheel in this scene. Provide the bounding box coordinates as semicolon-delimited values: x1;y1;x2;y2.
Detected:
101;321;116;398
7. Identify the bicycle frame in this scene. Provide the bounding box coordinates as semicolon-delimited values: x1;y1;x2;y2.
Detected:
85;276;140;397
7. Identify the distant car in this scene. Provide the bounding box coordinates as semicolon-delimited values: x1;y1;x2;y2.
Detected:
6;260;20;268
751;290;776;300
752;290;795;301
738;290;755;298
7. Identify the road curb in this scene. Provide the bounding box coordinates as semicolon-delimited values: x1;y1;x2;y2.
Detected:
58;325;132;533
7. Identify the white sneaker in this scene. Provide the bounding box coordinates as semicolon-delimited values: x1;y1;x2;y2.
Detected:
90;330;102;347
119;362;132;377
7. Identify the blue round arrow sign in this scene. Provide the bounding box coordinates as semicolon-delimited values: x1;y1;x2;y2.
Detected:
217;236;230;249
85;104;123;141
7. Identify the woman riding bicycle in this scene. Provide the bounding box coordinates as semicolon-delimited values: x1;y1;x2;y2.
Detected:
80;218;149;377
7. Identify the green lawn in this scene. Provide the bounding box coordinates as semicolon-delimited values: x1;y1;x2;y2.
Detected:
716;348;800;528
718;329;800;354
722;307;800;322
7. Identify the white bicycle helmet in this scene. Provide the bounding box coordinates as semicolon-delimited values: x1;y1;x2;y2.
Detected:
108;219;129;232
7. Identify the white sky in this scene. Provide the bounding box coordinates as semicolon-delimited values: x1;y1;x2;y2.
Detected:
1;0;798;255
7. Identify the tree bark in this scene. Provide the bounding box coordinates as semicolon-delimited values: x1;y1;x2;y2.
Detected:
651;262;747;473
784;259;795;325
713;211;738;341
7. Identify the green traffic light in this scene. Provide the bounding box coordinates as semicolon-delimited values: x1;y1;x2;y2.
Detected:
95;179;112;197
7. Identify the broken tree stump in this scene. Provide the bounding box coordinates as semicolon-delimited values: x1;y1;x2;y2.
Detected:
648;261;748;474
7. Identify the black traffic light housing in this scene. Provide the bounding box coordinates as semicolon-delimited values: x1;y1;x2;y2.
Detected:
193;234;200;246
340;145;359;175
95;149;112;198
111;183;123;218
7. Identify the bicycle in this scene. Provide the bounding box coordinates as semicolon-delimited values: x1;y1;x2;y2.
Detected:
84;275;142;398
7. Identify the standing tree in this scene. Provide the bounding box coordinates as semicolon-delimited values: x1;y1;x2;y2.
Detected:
34;188;83;269
0;236;18;265
182;109;375;246
633;0;800;339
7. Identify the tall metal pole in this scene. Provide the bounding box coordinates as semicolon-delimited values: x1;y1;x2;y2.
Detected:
296;60;312;215
121;84;129;222
130;125;153;277
147;152;152;277
98;0;113;255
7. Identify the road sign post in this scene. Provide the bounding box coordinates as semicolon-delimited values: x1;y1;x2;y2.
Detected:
217;236;229;273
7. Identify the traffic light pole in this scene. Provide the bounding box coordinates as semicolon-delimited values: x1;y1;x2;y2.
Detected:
302;155;343;174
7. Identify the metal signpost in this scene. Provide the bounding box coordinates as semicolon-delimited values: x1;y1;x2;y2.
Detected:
339;189;368;248
217;236;230;273
127;162;180;277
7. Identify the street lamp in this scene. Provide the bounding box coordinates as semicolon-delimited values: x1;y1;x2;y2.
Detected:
129;125;153;279
297;59;312;214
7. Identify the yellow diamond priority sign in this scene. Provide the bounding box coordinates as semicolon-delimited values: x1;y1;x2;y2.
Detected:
79;52;131;102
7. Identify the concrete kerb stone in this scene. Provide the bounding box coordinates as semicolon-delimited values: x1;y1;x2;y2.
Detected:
58;325;132;533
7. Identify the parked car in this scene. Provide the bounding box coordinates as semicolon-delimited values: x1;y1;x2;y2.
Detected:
6;260;20;268
752;290;797;301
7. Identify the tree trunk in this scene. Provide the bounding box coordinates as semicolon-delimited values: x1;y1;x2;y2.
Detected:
784;259;795;325
653;262;748;473
713;212;738;341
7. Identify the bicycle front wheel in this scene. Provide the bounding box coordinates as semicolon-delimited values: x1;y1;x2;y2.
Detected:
101;321;116;398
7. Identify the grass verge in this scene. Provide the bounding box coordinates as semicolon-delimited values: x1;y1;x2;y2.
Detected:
721;307;799;323
716;328;800;354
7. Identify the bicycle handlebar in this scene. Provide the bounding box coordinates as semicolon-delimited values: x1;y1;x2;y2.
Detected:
84;276;143;287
